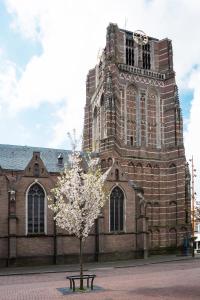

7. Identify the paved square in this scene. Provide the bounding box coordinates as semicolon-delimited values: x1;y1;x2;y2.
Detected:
0;259;200;299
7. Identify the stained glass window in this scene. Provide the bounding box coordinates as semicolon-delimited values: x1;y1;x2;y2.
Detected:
28;184;45;234
110;186;124;231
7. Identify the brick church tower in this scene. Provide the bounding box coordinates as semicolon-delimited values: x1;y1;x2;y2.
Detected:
83;23;191;257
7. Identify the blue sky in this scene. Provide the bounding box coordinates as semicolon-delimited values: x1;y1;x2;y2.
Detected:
0;0;194;147
0;0;200;195
0;1;42;68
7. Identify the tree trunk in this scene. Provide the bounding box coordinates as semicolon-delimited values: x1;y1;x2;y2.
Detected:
79;237;83;290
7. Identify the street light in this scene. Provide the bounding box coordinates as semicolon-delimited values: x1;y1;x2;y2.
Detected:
189;156;197;257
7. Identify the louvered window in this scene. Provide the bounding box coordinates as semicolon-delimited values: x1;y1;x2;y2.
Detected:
142;43;151;69
126;37;134;66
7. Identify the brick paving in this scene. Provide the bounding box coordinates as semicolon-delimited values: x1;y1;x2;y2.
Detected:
0;257;200;299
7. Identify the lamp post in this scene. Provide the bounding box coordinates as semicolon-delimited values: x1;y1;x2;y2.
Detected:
189;156;197;257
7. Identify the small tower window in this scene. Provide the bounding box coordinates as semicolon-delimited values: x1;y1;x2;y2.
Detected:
115;169;119;181
130;136;133;146
126;35;134;66
58;153;63;166
142;43;151;69
34;163;40;177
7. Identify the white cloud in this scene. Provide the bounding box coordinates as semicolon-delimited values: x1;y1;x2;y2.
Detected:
0;59;18;114
6;0;48;41
48;104;83;149
184;67;200;200
0;0;200;197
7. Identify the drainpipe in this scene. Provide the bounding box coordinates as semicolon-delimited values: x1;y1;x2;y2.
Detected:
53;197;57;264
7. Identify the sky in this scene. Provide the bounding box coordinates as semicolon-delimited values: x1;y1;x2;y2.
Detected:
0;0;200;199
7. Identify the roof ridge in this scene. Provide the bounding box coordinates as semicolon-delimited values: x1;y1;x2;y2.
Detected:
0;144;72;172
0;143;70;152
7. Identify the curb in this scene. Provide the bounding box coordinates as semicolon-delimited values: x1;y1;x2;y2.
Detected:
0;255;196;277
115;256;194;268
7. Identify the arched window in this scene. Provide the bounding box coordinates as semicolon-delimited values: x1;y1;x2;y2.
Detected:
27;183;45;234
92;106;99;151
146;163;152;174
100;94;106;139
147;88;161;149
110;186;124;232
126;85;138;146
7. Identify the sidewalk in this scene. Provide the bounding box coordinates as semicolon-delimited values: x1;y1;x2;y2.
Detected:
0;254;198;276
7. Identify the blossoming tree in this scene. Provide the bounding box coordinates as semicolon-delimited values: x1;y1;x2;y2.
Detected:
195;207;200;221
48;152;108;290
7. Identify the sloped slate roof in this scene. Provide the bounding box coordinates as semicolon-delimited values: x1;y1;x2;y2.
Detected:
0;144;71;172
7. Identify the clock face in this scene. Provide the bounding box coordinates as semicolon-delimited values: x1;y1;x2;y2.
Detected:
133;30;148;45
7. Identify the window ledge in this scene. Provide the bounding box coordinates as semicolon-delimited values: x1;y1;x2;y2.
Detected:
26;233;47;237
109;231;126;235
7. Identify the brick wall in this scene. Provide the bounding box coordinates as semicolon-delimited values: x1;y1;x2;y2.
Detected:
83;23;191;255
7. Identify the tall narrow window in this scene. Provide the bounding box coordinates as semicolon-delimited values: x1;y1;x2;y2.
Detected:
126;85;137;146
130;136;133;146
147;89;160;148
27;184;45;234
110;186;124;231
34;163;40;177
92;106;99;151
142;43;151;69
100;94;106;139
115;169;119;181
126;36;134;66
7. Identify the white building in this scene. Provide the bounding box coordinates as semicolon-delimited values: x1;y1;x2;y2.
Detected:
194;223;200;254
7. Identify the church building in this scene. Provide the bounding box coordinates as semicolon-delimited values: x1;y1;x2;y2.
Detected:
0;24;191;266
